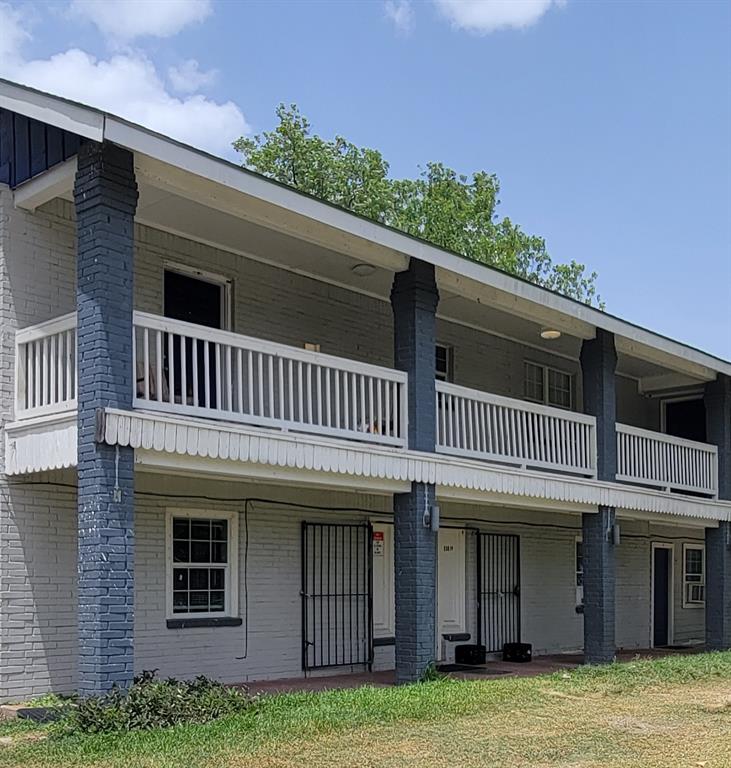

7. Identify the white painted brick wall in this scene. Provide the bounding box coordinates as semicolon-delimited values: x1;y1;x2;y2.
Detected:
0;188;694;702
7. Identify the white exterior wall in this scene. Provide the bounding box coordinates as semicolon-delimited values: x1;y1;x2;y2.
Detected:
442;503;705;656
0;188;705;702
133;475;391;683
0;194;659;430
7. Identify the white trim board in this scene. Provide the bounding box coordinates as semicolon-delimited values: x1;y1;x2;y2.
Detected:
102;408;731;522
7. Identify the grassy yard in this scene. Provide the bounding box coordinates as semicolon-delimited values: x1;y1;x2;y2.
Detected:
1;652;731;768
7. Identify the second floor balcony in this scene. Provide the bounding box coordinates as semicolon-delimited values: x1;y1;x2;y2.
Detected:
12;313;719;499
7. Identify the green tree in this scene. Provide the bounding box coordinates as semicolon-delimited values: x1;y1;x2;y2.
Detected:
234;105;602;307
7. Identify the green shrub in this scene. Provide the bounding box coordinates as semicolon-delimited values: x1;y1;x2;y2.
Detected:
65;670;253;734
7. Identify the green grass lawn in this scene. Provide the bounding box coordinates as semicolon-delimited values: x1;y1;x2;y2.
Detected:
1;652;731;768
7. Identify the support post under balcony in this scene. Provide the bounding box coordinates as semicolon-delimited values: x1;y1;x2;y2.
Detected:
705;374;731;649
391;258;439;683
580;330;617;664
75;141;138;696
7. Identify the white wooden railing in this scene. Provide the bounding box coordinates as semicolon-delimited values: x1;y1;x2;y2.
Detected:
132;312;408;447
435;381;598;477
616;423;718;497
15;313;77;419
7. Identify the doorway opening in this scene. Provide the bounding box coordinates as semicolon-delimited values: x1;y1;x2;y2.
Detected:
162;265;231;408
477;533;521;653
301;521;373;672
651;543;674;648
662;396;706;443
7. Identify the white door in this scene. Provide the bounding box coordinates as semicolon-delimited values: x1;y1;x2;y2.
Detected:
437;528;466;657
371;523;395;640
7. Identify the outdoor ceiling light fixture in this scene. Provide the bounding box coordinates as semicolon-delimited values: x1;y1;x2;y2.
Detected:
351;263;376;277
540;328;562;340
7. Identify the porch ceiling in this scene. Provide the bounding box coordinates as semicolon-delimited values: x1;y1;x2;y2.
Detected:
15;151;718;390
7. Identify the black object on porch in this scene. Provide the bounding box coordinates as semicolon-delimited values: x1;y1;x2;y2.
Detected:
477;533;521;653
301;522;373;671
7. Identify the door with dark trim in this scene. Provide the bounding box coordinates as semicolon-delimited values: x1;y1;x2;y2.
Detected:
301;522;373;671
163;268;225;408
477;533;521;653
652;546;671;647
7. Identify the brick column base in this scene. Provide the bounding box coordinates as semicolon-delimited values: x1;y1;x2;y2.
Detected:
582;506;616;664
706;522;731;650
394;482;437;683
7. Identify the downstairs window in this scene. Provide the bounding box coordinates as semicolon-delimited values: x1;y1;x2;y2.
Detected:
167;511;239;618
682;544;705;608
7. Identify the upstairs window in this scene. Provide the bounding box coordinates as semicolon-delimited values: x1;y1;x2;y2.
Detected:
683;544;705;607
436;344;453;382
525;361;573;409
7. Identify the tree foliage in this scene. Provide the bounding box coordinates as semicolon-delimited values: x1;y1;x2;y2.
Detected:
234;105;602;307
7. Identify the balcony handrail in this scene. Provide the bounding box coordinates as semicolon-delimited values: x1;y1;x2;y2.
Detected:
435;380;597;477
15;311;77;345
14;312;77;420
616;422;718;455
436;380;597;426
133;312;408;448
616;422;718;497
133;312;406;385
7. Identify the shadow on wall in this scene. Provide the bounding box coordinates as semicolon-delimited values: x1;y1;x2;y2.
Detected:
1;473;78;701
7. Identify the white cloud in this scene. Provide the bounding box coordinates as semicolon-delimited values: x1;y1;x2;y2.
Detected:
384;0;414;34
0;2;248;159
69;0;212;43
434;0;566;34
168;59;217;94
0;2;29;62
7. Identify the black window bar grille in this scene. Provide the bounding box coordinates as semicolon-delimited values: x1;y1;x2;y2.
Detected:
301;522;373;671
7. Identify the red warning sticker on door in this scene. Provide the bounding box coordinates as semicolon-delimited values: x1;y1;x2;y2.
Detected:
373;530;384;556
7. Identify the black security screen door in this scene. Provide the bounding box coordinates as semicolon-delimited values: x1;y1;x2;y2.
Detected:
301;522;373;671
477;533;521;653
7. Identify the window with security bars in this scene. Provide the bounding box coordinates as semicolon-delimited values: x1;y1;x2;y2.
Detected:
171;516;232;616
525;361;573;409
683;544;705;607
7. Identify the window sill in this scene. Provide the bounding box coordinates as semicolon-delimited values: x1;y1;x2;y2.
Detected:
166;617;242;629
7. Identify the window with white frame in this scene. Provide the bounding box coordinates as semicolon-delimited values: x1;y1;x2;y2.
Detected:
575;538;583;606
436;344;453;382
168;511;238;618
525;361;573;409
683;544;705;607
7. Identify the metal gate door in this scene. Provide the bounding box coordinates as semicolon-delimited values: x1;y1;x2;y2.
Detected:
477;533;521;653
301;522;373;671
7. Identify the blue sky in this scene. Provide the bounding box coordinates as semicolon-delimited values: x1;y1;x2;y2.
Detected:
1;0;730;359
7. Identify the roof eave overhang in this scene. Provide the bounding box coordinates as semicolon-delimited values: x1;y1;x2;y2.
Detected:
2;79;729;380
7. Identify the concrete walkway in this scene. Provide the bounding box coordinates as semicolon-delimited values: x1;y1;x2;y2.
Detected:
247;646;703;695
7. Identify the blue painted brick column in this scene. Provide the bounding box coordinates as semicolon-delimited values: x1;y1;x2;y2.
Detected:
75;141;138;696
580;330;617;663
705;374;731;649
391;258;439;683
582;507;616;663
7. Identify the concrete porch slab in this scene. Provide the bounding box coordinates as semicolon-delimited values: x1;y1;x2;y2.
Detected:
246;646;704;695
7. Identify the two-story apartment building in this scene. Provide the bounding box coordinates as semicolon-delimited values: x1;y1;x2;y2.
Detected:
0;78;729;702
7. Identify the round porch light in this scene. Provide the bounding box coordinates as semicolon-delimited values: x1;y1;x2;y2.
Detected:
540;328;562;340
351;263;376;277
